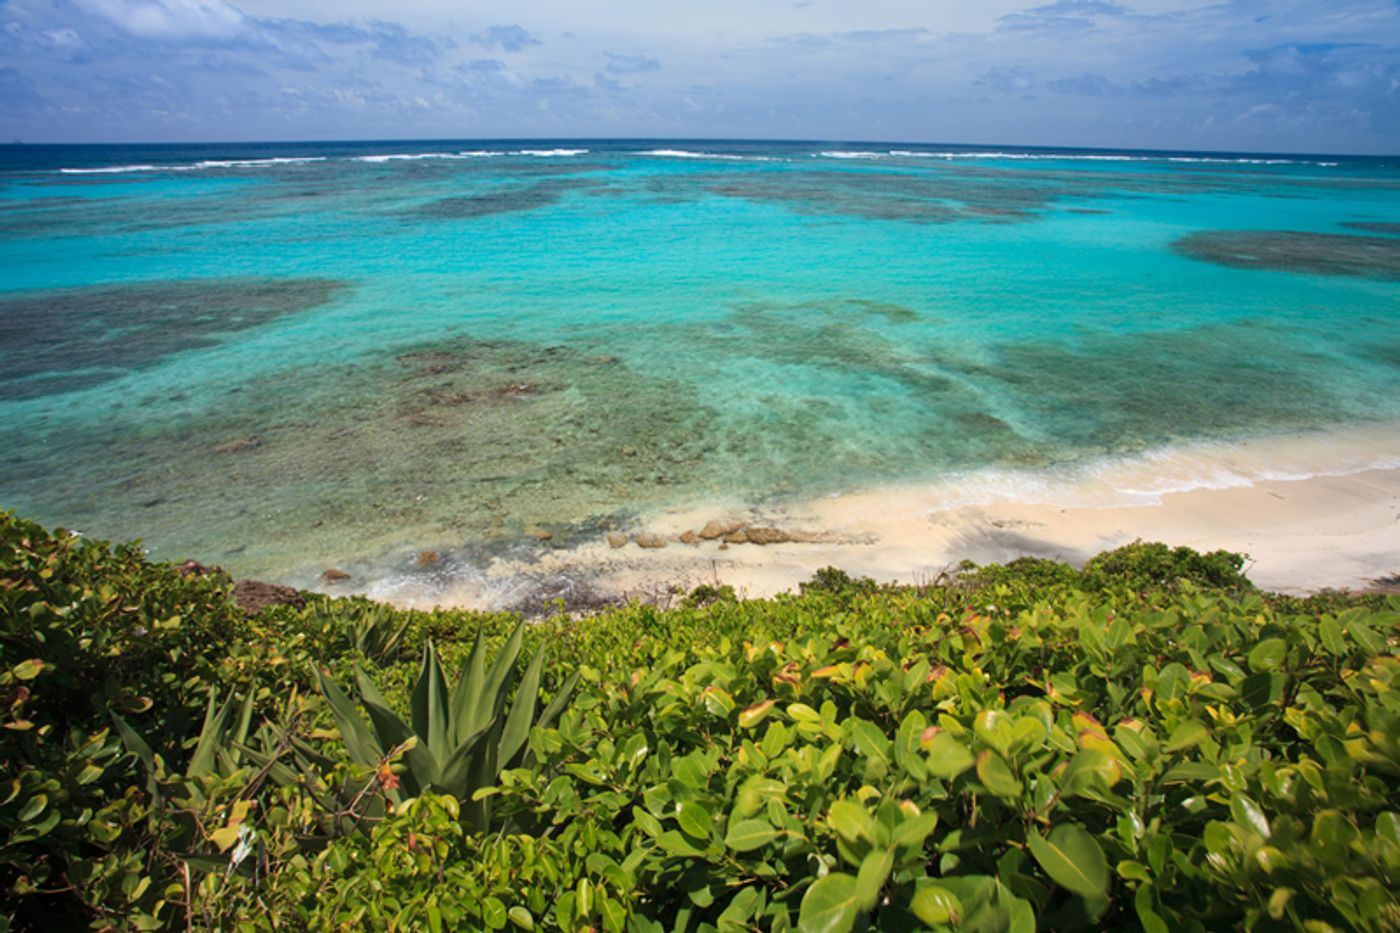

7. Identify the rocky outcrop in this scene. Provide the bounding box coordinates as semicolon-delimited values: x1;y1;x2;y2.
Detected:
320;568;351;583
178;559;227;579
743;527;791;546
606;531;628;549
699;519;744;540
232;579;305;616
634;533;668;549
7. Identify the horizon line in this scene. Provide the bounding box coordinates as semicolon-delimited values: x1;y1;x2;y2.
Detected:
3;135;1395;161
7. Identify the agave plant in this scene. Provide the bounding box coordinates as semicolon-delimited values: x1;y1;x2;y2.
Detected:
315;621;578;828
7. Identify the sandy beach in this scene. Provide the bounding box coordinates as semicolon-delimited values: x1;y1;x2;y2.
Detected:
383;424;1400;609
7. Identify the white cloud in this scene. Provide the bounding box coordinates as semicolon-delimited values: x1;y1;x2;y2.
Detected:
74;0;250;42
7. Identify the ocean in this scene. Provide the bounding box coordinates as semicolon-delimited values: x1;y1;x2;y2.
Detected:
2;138;1398;599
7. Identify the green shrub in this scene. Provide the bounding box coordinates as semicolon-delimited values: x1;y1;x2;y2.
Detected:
2;508;1396;932
316;626;579;829
1081;540;1252;592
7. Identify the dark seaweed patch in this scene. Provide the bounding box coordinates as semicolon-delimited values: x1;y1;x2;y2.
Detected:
1342;221;1400;236
404;178;599;220
0;278;345;400
1172;230;1400;280
933;322;1352;453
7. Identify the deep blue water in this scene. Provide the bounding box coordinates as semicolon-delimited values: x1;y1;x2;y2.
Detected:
1;138;1398;583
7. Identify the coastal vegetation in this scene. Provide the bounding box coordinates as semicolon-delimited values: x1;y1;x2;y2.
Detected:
1;509;1397;931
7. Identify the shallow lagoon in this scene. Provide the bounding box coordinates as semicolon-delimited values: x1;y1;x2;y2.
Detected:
1;140;1398;587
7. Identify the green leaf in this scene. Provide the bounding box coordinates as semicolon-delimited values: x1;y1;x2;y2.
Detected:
482;897;507;930
891;811;938;850
725;819;781;852
656;830;706;858
497;649;546;768
1317;617;1346;655
315;668;380;769
17;794;46;823
415;641;454;758
975;750;1022;799
1242;672;1285;709
974;709;1015;758
1231;794;1270;839
739;699;777;729
1247;638;1287;673
507;907;534;930
925;732;975;779
1347;620;1383;654
854;848;893;910
850;719;891;771
1027;824;1110;898
10;659;43;681
677;801;712;841
1164;720;1208;753
828;799;874;844
188;691;234;779
481;621;527;724
798;872;861;933
910;885;962;926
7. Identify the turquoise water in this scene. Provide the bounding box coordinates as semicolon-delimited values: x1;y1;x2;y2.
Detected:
1;140;1398;585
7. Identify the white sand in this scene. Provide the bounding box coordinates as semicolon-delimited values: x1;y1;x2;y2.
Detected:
385;423;1400;608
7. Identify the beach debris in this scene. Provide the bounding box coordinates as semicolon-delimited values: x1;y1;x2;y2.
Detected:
416;550;440;566
321;568;351;583
606;531;628;549
232;579;305;616
634;533;668;549
699;519;744;540
210;436;262;454
620;446;637;457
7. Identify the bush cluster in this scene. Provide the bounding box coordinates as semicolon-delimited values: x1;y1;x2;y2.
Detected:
2;509;1397;931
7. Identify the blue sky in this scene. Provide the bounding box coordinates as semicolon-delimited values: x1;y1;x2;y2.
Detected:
2;0;1398;152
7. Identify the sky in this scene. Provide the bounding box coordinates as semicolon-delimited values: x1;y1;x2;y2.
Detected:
1;0;1398;153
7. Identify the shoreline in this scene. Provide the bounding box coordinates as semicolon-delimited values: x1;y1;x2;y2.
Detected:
336;423;1400;610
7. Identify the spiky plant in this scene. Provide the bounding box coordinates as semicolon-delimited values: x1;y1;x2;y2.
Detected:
315;621;577;828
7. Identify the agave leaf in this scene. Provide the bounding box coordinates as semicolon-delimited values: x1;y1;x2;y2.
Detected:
355;670;433;794
520;669;581;768
435;724;493;800
234;743;303;791
188;691;234;779
355;670;414;750
498;648;546;768
538;669;581;730
465;719;504;830
449;629;490;746
232;691;256;746
110;712;157;779
315;668;381;768
481;620;527;724
410;641;452;758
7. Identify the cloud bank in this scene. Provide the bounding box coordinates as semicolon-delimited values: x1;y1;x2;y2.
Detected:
1;0;1397;153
